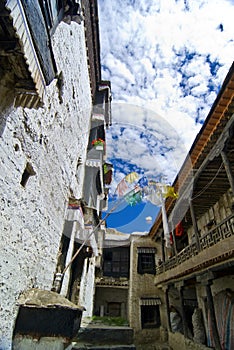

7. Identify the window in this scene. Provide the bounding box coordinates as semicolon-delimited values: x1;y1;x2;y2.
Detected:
103;247;129;278
20;0;59;84
137;248;156;275
140;298;161;329
141;305;160;329
88;124;105;150
39;0;64;32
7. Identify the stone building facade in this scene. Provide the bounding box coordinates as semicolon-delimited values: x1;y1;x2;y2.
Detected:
149;62;234;350
0;1;111;349
128;234;165;347
77;228;164;348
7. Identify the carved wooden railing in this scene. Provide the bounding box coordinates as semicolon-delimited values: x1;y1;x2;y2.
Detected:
200;213;234;248
156;213;234;274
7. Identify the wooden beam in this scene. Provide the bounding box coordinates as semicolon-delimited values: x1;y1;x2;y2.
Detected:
189;200;201;252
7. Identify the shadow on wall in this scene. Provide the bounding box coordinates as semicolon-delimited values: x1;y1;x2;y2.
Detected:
0;70;15;136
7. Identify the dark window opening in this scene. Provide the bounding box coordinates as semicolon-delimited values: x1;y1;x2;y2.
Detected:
51;231;70;293
141;305;160;329
138;252;156;275
183;299;198;338
96;170;102;195
21;0;58;83
103;247;129;278
39;0;64;33
68;242;91;303
88;125;105;150
175;234;188;253
20;162;36;187
56;232;71;273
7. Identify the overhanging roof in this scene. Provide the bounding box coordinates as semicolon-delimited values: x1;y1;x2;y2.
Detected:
150;61;234;238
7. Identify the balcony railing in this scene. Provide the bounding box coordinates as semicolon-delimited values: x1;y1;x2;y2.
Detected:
156;213;234;274
200;214;234;248
95;276;129;288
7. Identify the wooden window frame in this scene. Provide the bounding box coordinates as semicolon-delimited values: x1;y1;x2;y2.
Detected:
137;252;156;275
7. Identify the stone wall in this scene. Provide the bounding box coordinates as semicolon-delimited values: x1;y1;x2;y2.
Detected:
94;286;129;319
0;20;92;349
169;332;211;350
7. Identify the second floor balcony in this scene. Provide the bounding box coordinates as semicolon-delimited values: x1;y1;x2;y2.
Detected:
155;213;234;284
151;99;234;285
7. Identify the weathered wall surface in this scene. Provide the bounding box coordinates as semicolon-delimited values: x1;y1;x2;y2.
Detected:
0;21;92;349
169;332;211;350
187;190;233;242
94;286;129;319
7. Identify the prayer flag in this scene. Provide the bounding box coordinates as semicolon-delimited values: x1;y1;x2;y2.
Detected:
163;186;178;199
115;172;139;197
116;178;128;197
125;172;139;183
125;190;142;206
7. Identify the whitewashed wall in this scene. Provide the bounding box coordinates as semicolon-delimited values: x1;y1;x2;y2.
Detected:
79;256;96;318
0;21;92;349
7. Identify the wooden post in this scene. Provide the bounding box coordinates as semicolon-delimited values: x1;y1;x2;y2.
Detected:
221;150;234;195
161;231;166;263
206;283;222;350
164;286;171;332
171;229;178;256
189;200;201;252
197;273;221;350
176;282;189;338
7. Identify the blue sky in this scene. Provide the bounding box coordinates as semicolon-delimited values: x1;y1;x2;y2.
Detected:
98;0;234;233
104;197;159;234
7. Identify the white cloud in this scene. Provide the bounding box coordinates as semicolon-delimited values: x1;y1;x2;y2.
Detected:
98;0;234;230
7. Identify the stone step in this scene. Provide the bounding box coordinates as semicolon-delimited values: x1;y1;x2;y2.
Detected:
72;345;136;350
76;326;134;345
137;345;171;350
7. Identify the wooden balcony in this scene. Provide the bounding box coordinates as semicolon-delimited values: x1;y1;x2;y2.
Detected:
155;213;234;284
95;276;129;288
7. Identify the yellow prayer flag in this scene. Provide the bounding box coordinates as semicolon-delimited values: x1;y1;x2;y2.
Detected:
163;186;178;199
125;172;139;183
